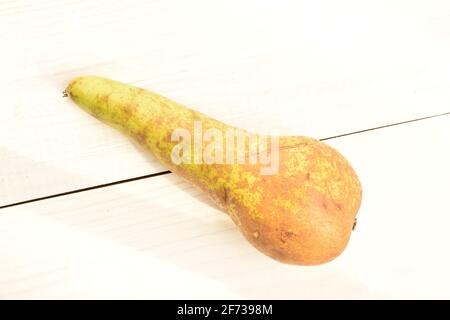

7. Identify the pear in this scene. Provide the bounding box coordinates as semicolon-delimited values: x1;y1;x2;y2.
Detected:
65;76;362;265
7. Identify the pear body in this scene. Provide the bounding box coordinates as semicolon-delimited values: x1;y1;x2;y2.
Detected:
66;76;362;265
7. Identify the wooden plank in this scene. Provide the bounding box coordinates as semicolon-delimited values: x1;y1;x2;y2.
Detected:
0;115;448;299
2;0;450;205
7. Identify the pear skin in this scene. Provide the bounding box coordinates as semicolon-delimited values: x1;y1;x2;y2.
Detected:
65;76;362;265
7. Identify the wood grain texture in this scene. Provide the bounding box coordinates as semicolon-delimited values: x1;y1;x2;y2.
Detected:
1;0;450;205
0;115;448;299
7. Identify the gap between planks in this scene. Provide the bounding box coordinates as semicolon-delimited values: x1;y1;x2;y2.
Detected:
1;111;448;211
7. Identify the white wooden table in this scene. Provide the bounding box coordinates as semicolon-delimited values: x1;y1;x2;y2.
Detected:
1;0;449;299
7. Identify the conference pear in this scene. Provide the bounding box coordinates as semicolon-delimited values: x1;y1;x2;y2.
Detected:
65;76;362;265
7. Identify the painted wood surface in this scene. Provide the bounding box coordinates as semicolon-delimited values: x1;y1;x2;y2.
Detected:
2;0;450;206
1;116;448;298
